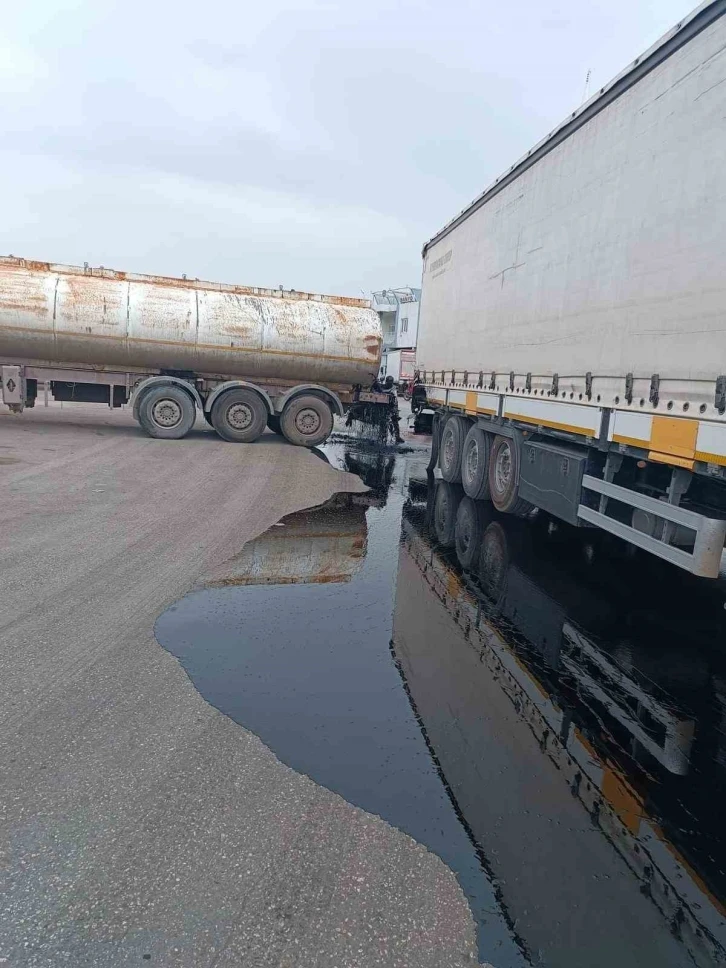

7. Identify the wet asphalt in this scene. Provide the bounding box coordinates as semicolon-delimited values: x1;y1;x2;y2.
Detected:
0;404;479;968
158;429;726;968
6;401;726;968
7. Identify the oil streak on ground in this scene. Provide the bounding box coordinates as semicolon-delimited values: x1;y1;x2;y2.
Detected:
156;436;726;968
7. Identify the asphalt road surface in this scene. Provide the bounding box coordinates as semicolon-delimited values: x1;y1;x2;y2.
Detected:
0;404;479;968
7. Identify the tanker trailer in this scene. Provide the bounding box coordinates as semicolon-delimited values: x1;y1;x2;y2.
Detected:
0;256;382;447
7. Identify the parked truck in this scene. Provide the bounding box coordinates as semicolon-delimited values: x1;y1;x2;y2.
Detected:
381;348;416;389
417;0;726;577
0;257;382;448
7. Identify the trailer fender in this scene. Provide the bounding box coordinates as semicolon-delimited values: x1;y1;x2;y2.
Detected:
204;381;273;416
132;376;204;422
276;384;344;417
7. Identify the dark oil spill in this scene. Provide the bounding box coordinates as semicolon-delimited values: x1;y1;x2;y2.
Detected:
156;443;526;968
156;444;726;968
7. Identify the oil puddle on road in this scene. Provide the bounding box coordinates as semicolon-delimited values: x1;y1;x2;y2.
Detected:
156;442;526;968
156;442;726;968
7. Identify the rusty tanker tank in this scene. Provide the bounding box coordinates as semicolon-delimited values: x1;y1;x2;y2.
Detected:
0;256;383;447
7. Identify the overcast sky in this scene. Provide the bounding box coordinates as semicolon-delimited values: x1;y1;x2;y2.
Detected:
1;0;696;296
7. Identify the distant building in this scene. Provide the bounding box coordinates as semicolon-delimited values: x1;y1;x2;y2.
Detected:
371;287;420;381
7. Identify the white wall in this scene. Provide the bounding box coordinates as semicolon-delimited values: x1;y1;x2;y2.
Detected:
395;300;419;350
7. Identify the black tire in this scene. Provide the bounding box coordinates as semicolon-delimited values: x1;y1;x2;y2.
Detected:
203;409;214;427
478;521;509;605
455;497;491;570
461;426;491;500
425;471;437;536
267;414;283;435
281;394;334;448
211;388;267;443
433;480;463;548
439;415;469;483
487;434;533;515
137;385;196;440
427;411;442;471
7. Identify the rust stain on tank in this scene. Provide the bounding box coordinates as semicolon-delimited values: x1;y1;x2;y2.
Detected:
1;257;370;307
18;259;52;273
365;335;382;356
0;299;47;315
0;256;382;381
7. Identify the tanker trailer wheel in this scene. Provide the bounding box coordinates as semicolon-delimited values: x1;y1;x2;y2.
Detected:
137;385;196;440
280;395;333;448
488;435;533;516
211;388;267;443
439;415;468;483
267;414;284;436
461;426;491;500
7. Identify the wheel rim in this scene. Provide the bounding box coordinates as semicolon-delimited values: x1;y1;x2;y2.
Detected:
295;407;322;436
226;402;254;431
465;440;478;481
152;398;183;428
494;441;512;493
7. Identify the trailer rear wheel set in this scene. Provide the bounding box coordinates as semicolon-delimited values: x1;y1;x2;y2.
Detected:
134;381;335;448
437;414;533;517
432;408;726;578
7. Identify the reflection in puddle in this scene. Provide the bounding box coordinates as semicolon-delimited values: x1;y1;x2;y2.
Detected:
156;447;527;968
157;445;726;968
405;480;726;968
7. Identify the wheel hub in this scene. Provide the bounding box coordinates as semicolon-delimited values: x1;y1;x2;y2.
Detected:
296;408;321;435
227;403;253;430
152;398;182;428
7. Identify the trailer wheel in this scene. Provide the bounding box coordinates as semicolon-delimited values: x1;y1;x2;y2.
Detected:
461;426;491;500
211;387;267;443
479;521;509;604
137;385;196;439
427;412;442;471
267;414;284;436
455;497;491;570
439;415;468;483
488;435;533;516
281;394;333;447
433;480;463;548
